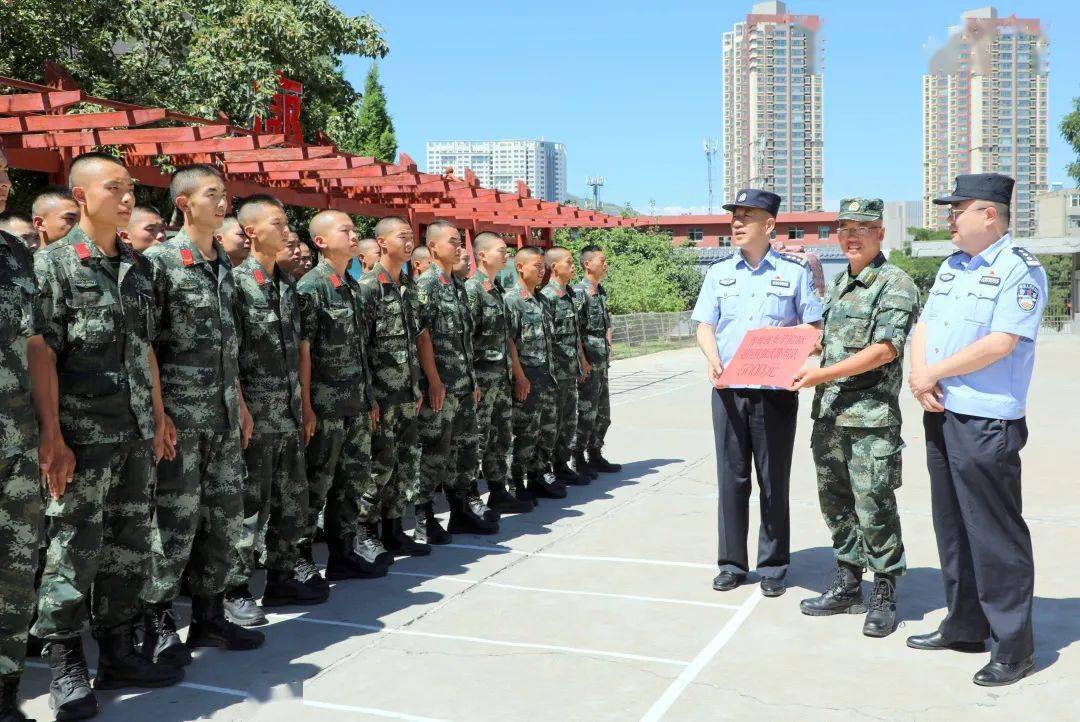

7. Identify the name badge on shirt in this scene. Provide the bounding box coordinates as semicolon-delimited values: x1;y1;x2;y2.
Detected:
979;274;1001;286
718;277;736;286
770;278;790;289
938;273;955;282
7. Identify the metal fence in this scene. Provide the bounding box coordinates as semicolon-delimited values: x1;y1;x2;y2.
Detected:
610;311;696;359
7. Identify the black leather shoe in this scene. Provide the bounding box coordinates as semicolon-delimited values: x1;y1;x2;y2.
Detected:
906;630;986;653
760;577;786;597
261;570;329;607
973;658;1033;687
223;586;266;627
712;571;743;592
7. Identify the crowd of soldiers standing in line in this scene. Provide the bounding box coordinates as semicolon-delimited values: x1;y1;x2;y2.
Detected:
0;149;623;722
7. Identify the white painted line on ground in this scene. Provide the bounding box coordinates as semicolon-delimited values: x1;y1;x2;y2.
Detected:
25;660;249;698
275;614;690;667
303;699;452;722
443;542;716;569
389;570;741;610
639;588;764;722
612;381;701;408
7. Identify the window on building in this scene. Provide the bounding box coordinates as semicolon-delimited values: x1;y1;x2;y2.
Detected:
817;225;831;241
788;226;804;240
688;228;704;243
1070;194;1080;208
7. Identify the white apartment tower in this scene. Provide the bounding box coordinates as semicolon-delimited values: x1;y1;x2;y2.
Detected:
722;1;824;213
922;7;1049;237
424;140;567;203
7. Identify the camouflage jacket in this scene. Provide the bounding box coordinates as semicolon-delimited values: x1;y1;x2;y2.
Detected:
145;230;239;432
576;277;611;368
504;282;554;385
232;256;301;432
356;262;421;405
36;227;156;444
415;264;476;395
297;259;374;419
540;280;583;380
812;254;920;428
464;269;512;386
0;229;42;457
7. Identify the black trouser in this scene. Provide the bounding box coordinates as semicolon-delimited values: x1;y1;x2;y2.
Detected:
924;410;1034;663
711;388;797;579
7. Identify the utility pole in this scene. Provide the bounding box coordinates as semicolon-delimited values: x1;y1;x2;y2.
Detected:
586;175;604;212
703;139;718;214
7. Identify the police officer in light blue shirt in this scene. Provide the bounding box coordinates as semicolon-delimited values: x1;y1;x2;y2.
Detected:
906;173;1046;688
692;189;823;598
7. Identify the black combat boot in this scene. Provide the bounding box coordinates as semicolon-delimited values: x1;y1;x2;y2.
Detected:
486;481;533;514
447;489;499;534
294;542;329;593
573;450;598;481
510;475;537;508
469;482;500;523
186;595;265;651
92;622;183;690
223;584;266;627
44;638;97;721
863;575;898;638
414;503;453;545
587;448;622;473
553;461;588;486
0;672;34;722
24;635;42;660
381;517;432;557
527;469;567;499
325;535;390;580
142;601;192;667
262;568;328;607
800;564;866;616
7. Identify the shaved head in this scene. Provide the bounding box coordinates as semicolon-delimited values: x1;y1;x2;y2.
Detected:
374;215;408;239
358;238;380;255
32;187;76;217
424;219;457;244
68;152;126;190
169;164;223;203
544;246;571;269
473;232;504;256
309;210;351;241
515;246;542;263
236;194;284;227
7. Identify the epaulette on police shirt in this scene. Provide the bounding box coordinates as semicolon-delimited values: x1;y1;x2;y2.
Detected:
780;252;809;267
1012;247;1041;268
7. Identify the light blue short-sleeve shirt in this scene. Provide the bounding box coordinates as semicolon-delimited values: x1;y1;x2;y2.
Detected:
691;247;823;390
921;233;1047;420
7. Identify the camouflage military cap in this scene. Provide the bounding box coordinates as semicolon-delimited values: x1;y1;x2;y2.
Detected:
837;198;884;222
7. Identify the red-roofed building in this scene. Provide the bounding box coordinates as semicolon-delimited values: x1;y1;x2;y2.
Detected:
630;212;839;247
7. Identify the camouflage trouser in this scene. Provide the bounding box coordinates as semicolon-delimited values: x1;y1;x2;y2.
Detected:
226;431;307;589
415;390;477;504
142;429;243;603
302;416;373;545
0;449;43;674
552;376;579;467
372;400;419;520
475;375;512;484
511;375;557;479
810;423;906;576
576;364;610;451
34;441;152;639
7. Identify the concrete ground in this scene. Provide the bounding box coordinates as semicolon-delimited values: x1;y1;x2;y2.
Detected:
20;337;1080;721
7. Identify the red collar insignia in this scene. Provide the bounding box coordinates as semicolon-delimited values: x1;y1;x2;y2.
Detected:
379;273;390;284
439;275;449;286
180;248;195;267
482;280;493;291
555;289;565;298
253;268;266;285
329;274;342;288
520;288;529;299
588;287;597;296
74;243;91;260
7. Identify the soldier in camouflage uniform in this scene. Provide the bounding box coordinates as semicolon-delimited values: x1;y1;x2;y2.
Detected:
506;247;565;501
414;221;498;537
141;165;263;666
33;153;182;719
298;210;390;580
223;196;326;628
575;245;621;476
541;247;591;486
792;198;919;638
0;147;76;721
356;218;429;549
464;233;533;513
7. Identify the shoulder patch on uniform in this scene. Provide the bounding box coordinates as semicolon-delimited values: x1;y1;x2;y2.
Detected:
780;252;809;267
1012;247;1041;268
329;274;342;288
180;248;195;267
378;272;390;284
253;268;266;285
74;242;91;260
1017;282;1039;311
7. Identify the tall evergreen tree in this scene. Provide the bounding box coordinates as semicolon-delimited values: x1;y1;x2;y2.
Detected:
326;64;397;163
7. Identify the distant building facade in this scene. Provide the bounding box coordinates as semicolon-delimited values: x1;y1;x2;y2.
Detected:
425;139;567;202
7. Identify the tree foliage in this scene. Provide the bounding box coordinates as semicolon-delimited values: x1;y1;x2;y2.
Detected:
552;227;703;315
1061;96;1080;187
907;226;952;241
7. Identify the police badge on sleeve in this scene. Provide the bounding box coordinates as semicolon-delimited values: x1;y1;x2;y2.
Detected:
1016;283;1039;312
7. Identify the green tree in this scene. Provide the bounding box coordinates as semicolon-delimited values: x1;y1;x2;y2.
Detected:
1061;96;1080;187
552;226;702;314
888;250;942;301
907;226;952;241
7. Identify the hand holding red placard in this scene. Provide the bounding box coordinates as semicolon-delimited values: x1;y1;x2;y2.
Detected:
718;327;822;388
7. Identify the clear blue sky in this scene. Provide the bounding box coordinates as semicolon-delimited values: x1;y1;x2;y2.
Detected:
339;1;1080;213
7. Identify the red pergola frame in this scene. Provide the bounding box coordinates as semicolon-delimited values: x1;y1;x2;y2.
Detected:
0;67;633;251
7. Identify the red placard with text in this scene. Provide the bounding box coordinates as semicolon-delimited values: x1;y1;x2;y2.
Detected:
718;327;822;387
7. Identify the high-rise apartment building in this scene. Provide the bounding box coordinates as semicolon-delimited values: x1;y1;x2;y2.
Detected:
722;1;824;213
922;7;1048;237
424;140;567;202
883;200;926;251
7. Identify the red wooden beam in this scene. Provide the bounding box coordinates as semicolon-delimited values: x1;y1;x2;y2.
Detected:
0;108;167;133
2;147;64;173
3;124;230;149
221;146;337;163
0;90;83;114
125;134;286;156
223;156;377;174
